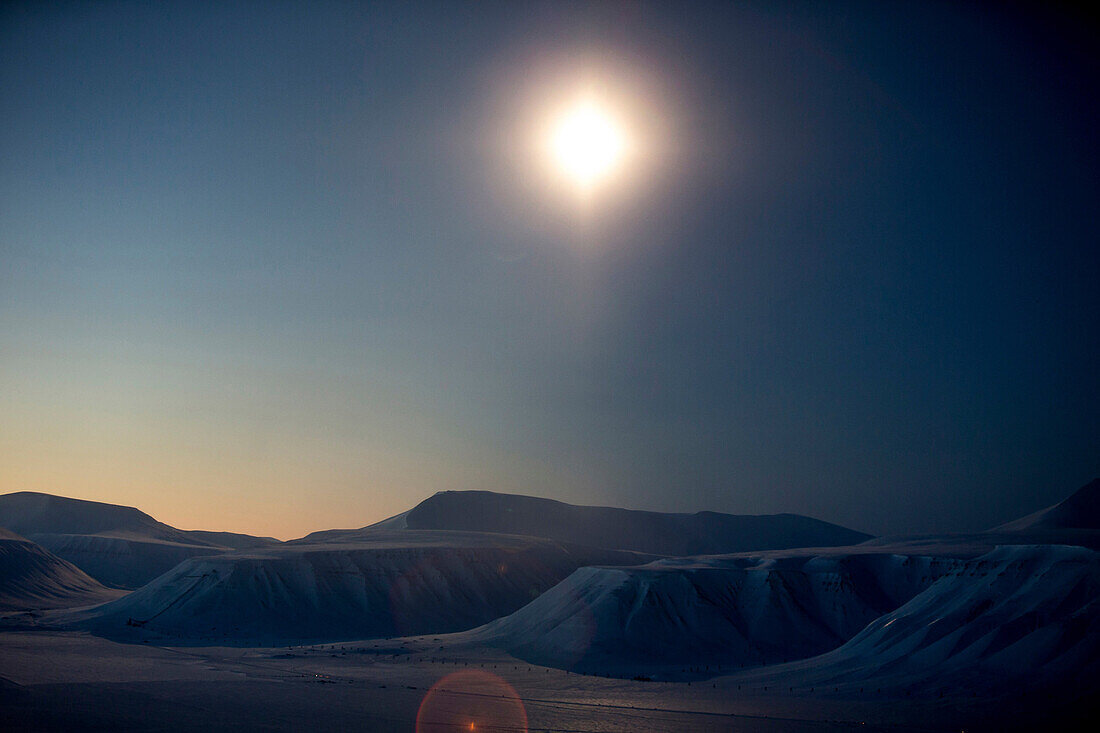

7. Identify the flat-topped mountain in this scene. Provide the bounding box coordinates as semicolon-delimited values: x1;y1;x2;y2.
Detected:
0;492;280;589
462;550;959;675
300;490;872;556
77;530;652;645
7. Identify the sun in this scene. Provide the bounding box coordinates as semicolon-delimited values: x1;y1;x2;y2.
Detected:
548;97;628;191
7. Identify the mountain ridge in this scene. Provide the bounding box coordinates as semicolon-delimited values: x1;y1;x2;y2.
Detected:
0;492;281;588
300;489;872;555
995;478;1100;532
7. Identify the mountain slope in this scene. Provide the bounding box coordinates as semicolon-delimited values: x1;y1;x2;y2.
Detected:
461;550;957;674
0;492;191;543
996;478;1100;532
741;545;1100;695
0;527;120;610
77;530;652;644
300;490;872;555
0;492;280;589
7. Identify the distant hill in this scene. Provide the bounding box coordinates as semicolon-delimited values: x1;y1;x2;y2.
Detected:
995;478;1100;532
302;490;872;556
0;492;280;589
0;492;189;543
852;478;1100;556
78;530;652;645
0;526;120;610
180;529;281;550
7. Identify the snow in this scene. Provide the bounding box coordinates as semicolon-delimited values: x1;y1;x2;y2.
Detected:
0;629;924;732
18;533;232;591
0;492;280;589
755;544;1100;692
0;491;195;543
3;485;1099;731
444;536;1098;698
461;551;961;675
74;530;653;644
995;478;1100;532
0;529;120;611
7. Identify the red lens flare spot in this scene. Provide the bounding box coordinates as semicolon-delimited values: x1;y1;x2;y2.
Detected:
416;670;528;733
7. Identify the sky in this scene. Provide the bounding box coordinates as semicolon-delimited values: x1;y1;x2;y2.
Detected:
1;1;1097;540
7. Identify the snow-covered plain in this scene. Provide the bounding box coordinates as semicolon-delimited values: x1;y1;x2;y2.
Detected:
1;625;1093;732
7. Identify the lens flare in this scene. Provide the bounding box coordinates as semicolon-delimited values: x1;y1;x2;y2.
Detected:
416;670;528;733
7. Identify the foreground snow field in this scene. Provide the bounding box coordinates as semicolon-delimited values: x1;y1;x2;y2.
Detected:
0;630;852;732
0;627;1093;732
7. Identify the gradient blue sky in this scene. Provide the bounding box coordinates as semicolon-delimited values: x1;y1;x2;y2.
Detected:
2;1;1097;539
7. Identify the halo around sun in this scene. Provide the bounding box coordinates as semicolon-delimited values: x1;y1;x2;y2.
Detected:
501;59;671;216
548;97;628;191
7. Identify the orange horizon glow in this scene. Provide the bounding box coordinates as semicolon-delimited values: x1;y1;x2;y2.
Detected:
0;421;611;541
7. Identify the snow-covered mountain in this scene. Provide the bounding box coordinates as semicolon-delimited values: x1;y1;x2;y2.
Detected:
462;550;959;674
299;490;872;554
0;526;120;610
451;481;1100;681
851;478;1100;554
738;544;1100;694
0;492;280;589
995;478;1100;532
76;530;651;644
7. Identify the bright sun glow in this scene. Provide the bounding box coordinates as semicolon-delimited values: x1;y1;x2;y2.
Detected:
549;98;627;190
